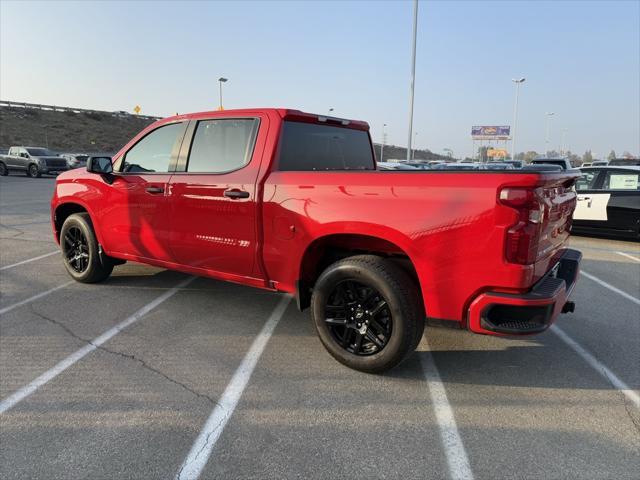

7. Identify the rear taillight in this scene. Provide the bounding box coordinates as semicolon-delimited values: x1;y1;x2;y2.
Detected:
499;187;544;265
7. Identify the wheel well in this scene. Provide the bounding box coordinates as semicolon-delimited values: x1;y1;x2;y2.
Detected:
297;234;420;310
54;203;88;241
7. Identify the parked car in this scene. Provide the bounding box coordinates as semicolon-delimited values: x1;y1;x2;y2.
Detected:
573;166;640;239
530;158;573;170
0;146;69;177
51;108;581;373
490;160;522;169
609;158;640;166
60;153;90;169
591;160;609;166
377;162;419;170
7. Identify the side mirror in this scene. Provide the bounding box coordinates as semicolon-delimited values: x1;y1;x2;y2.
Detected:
87;156;113;174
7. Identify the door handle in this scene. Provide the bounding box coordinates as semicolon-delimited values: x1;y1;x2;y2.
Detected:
577;196;591;201
224;189;250;199
145;186;164;194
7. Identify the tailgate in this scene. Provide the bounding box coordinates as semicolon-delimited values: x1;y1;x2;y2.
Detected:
536;171;579;261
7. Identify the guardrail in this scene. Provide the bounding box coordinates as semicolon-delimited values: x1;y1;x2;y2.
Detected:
0;100;161;121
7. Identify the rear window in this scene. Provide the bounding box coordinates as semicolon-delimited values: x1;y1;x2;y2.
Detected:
277;121;374;171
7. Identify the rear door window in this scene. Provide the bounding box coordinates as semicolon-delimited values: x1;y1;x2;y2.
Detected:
277;121;374;171
186;118;259;173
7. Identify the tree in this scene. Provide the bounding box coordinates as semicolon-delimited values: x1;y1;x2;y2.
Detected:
622;151;635;158
582;150;593;163
565;150;581;167
607;149;617;160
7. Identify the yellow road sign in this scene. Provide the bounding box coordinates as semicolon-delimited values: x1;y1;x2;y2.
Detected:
133;105;141;115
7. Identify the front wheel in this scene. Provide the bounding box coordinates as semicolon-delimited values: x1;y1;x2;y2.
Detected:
311;255;424;373
0;162;8;176
60;213;113;283
27;164;41;178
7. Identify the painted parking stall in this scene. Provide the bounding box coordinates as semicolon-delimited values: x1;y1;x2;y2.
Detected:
1;175;639;479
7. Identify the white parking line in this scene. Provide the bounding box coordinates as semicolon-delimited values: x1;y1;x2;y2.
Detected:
0;281;74;316
0;276;194;414
616;251;640;263
581;270;640;306
0;250;59;271
551;325;640;409
175;295;291;480
420;339;474;480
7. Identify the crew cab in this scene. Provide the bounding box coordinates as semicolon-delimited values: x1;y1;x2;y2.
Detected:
51;109;582;373
0;146;69;177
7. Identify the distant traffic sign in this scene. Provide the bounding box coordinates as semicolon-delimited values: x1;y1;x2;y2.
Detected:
133;105;141;115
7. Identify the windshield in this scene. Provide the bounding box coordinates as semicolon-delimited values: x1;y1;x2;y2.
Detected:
26;148;56;156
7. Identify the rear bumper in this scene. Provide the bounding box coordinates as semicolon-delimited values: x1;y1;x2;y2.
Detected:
467;249;582;335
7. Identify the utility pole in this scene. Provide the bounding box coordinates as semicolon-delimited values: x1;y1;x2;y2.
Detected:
406;0;418;162
545;112;555;155
380;123;387;161
511;78;525;160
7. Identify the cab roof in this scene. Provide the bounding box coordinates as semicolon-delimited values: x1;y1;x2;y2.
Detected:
161;108;370;131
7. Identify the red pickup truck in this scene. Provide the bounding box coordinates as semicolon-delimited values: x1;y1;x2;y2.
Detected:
51;108;582;372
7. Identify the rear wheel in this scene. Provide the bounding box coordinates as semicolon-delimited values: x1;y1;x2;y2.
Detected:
60;213;113;283
27;164;41;178
311;255;424;373
0;162;8;176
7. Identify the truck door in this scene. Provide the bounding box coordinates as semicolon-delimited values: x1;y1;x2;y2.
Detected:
574;169;609;222
99;121;187;261
167;114;267;279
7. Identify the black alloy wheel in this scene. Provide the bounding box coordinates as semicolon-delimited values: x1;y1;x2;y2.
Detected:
325;280;392;356
63;226;90;273
311;255;424;373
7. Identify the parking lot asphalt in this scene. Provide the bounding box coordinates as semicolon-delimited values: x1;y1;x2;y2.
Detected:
1;175;639;480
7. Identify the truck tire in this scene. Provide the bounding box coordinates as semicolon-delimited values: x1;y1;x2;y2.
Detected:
0;161;8;176
27;164;41;178
60;213;113;283
311;255;425;373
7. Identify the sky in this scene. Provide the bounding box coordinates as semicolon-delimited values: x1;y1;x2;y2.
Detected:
1;0;638;159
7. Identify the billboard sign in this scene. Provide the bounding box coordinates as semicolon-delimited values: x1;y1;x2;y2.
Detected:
471;126;510;140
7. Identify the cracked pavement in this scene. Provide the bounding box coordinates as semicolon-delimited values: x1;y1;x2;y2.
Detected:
1;175;639;479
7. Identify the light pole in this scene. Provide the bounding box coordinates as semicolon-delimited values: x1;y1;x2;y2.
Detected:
511;77;525;160
444;148;453;159
561;128;568;156
412;131;418;160
380;123;387;161
406;0;418;161
545;112;555;155
218;77;228;110
43;125;49;148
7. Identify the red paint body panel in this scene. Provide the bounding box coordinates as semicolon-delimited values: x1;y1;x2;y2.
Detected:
51;108;581;334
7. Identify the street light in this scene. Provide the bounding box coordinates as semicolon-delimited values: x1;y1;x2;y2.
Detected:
42;125;49;148
412;131;418;160
406;0;418;161
561;128;568;156
545;112;555;155
511;77;525;160
380;123;387;161
218;77;228;110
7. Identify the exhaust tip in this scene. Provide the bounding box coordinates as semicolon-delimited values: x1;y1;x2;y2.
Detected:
562;301;575;314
